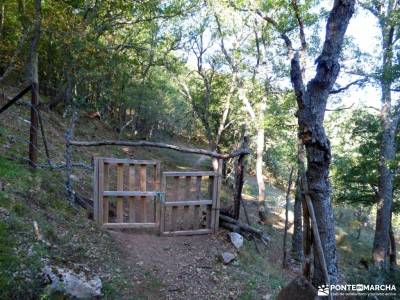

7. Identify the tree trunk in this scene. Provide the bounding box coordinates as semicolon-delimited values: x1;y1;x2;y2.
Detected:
28;0;41;169
0;4;4;38
291;175;303;262
289;0;355;285
372;7;398;267
388;214;397;269
283;167;294;268
256;124;266;222
292;138;305;262
372;100;395;265
233;136;248;220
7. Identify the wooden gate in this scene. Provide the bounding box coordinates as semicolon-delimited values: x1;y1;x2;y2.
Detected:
93;157;161;229
160;171;221;236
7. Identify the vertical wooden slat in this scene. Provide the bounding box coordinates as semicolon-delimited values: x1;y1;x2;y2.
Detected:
128;164;135;222
103;163;109;223
184;176;191;230
210;174;218;231
160;174;166;234
98;160;104;224
93;157;99;222
154;162;160;223
171;176;179;231
193;176;201;229
116;164;124;223
139;164;147;222
214;159;223;232
206;176;213;228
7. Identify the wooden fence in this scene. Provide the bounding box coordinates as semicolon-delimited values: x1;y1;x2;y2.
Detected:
160;170;221;236
93;157;161;229
93;157;223;235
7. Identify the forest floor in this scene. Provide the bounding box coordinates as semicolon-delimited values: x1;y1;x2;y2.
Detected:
0;86;385;299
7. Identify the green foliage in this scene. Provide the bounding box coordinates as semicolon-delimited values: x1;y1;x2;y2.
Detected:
328;109;400;210
263;93;297;182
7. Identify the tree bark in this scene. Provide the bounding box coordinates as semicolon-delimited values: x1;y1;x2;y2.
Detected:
290;0;355;285
233;136;248;219
388;214;397;269
291;175;303;262
28;0;41;169
283;167;294;268
256;2;354;283
372;99;396;265
292;137;306;262
371;1;399;267
256;98;267;223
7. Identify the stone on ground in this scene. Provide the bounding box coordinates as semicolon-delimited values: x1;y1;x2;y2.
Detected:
228;232;244;250
43;265;102;299
220;252;236;264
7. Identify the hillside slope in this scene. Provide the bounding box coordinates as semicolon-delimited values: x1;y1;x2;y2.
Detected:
0;90;295;299
2;87;398;299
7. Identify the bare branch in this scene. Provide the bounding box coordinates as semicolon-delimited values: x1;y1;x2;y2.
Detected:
70;140;250;159
325;103;354;111
330;78;368;94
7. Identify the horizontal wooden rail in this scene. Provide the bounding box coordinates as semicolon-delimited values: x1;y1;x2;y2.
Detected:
163;171;217;177
102;223;158;229
70;140;250;159
164;200;213;206
103;191;159;197
161;229;212;236
100;158;159;165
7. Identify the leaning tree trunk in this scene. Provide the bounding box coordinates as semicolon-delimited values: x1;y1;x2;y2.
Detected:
290;0;355;285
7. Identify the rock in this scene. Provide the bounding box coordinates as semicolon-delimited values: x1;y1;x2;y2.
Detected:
220;252;236;264
43;265;102;299
228;232;244;250
276;276;316;300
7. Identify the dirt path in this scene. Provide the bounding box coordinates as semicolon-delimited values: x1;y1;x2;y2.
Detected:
110;230;243;299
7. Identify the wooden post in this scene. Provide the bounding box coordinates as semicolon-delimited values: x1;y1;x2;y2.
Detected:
93;158;99;222
233;136;248;220
29;83;38;168
302;194;311;279
65;111;78;203
214;159;223;232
